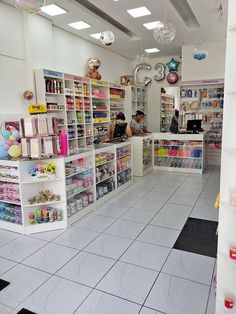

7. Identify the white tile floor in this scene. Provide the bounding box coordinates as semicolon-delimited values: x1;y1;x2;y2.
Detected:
0;167;220;314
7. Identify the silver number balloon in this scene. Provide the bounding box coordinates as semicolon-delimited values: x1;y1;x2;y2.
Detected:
154;63;166;81
133;63;152;87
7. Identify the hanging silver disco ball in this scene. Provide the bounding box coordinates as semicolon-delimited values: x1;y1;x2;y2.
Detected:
153;20;176;44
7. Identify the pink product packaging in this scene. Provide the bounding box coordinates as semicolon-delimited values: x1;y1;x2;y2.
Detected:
59;130;68;156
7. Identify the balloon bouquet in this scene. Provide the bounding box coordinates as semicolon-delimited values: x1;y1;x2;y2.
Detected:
0;122;21;158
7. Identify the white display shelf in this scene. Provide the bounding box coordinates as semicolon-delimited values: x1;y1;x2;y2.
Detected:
25;220;66;235
66;167;93;179
21;178;63;184
132;135;153;177
23;200;64;208
117;153;131;160
0;199;21;205
154;155;202;160
219;251;236;267
154;166;202;174
117;168;131;175
0;178;19;183
67;185;94;200
0;221;24;233
95;159;115;167
96;174;115;185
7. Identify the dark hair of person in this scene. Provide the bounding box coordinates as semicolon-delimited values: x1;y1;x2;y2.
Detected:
175;109;179;118
136;110;144;117
116;112;126;120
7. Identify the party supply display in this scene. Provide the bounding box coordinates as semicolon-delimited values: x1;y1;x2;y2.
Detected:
95;152;115;166
0;165;18;181
100;31;115;46
0;182;21;204
96;177;115;200
154;63;166;81
166;58;180;72
66;170;94;197
160;93;175;132
133;63;152;87
0;203;22;224
28;207;62;224
67;191;94;217
86;58;102;80
28;190;60;205
0;122;21;159
117;169;132;188
29;162;56;180
154;139;204;171
166;71;179;85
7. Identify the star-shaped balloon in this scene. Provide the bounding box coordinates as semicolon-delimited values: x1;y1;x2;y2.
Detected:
166;58;180;72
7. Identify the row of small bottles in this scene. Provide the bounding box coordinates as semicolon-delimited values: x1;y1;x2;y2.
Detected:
45;79;63;94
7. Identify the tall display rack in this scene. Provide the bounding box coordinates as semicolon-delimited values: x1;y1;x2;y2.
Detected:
35;69;126;155
125;85;148;126
216;1;236;312
179;81;224;166
160;93;175;132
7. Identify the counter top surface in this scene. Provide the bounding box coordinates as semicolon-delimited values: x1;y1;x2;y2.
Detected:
152;132;207;141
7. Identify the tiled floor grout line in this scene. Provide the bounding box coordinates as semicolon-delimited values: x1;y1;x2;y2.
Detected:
205;259;217;314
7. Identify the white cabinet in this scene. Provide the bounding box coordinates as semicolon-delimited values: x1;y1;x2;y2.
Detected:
125;85;148;125
153;132;207;174
0;158;67;235
216;1;236;312
132;135;153;176
160;93;175;132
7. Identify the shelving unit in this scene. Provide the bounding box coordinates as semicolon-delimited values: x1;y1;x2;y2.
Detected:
0;158;67;235
160;93;175;132
116;142;132;188
153;133;207;174
216;2;236;311
35;69;127;154
132;135;153;176
179;82;224;166
109;83;126;120
125;85;148;126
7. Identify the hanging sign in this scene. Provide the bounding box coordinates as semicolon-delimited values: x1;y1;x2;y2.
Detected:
28;104;47;114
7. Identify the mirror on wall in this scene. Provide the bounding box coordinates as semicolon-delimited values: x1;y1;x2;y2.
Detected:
160;86;180;132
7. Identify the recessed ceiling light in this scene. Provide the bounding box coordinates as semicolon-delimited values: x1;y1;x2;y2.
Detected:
145;48;160;53
90;32;102;39
143;21;164;30
127;6;151;18
41;4;67;16
68;21;92;30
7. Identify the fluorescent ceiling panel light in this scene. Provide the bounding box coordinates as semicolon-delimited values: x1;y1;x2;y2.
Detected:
145;48;160;53
127;7;151;18
41;4;67;16
68;21;92;30
143;21;164;30
90;32;101;39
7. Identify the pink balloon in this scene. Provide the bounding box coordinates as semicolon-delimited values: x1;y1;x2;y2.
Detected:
166;71;179;84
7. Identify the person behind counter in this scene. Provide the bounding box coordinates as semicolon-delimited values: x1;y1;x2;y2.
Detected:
107;112;132;140
130;110;149;135
169;109;179;134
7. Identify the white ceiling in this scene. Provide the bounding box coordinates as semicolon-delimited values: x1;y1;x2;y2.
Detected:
31;0;229;59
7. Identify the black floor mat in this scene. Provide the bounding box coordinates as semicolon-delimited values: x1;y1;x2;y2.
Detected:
17;309;37;314
173;217;218;258
0;279;10;291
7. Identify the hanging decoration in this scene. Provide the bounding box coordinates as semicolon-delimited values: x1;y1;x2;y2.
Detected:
100;31;115;46
154;63;166;81
193;47;208;60
23;90;34;101
166;58;180;72
166;72;179;85
133;63;152;87
153;20;176;44
86;58;102;80
15;0;45;14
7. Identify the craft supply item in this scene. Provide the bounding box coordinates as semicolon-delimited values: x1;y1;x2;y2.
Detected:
56;209;63;221
225;294;234;309
230;247;236;260
29;138;42;159
23;117;37;137
49;210;54;222
43;137;54;156
81;194;89;207
70;201;77;214
42;209;49;223
59;130;68;156
28;212;35;224
76;197;83;210
88;192;94;204
35;209;42;223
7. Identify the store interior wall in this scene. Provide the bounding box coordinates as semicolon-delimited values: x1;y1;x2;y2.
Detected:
0;1;132;118
182;41;226;81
